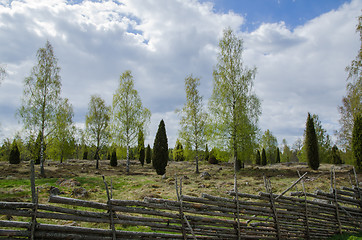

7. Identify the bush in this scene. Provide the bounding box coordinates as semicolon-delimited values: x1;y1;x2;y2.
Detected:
352;115;362;169
261;148;267;166
152;120;169;175
255;150;261;165
208;148;218;164
173;140;185;161
110;149;117;167
331;145;342;165
146;144;152;164
305;113;320;170
9;140;20;164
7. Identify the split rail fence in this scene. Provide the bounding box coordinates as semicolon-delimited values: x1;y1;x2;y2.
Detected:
0;166;361;239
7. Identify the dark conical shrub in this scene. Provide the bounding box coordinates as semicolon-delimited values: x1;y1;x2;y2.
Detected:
146;144;152;164
276;147;281;163
138;129;145;166
204;144;209;161
305;113;319;170
352;114;362;169
152;120;168;175
331;145;342;165
261;148;267;166
9;140;20;164
255;149;261;165
83;146;88;160
110;149;117;167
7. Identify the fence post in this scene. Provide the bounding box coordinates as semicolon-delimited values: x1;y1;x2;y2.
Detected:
103;176;116;240
234;174;241;240
264;176;281;240
29;159;38;240
332;168;343;235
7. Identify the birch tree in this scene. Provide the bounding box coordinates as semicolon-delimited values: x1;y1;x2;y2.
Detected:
111;70;151;173
18;41;62;176
208;28;261;172
177;74;207;173
85;95;110;169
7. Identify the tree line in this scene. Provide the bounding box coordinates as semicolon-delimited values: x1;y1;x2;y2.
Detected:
1;21;361;175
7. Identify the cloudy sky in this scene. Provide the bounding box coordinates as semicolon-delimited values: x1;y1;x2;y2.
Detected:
0;0;360;149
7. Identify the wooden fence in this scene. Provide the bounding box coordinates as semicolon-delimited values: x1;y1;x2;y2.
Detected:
0;168;361;239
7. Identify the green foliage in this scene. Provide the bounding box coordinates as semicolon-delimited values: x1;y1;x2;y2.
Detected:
305;113;320;170
261;148;267;166
276;147;281;163
173;139;185;162
260;129;278;164
85;95;110;169
110;149;117;167
152;120;168;175
34;132;42;164
281;139;292;163
146;144;152;164
18;40;62;176
177;74;207;173
352;115;362;169
311;114;332;163
137;129;145;166
83;146;88;160
208;148;218;164
111;70;151;173
9;140;20;164
338;16;362;152
208;27;261;172
255;149;261;165
331;145;343;165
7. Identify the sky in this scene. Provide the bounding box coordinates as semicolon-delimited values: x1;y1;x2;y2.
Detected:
0;0;361;150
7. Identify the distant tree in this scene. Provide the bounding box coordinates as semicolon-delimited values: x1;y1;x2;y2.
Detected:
261;148;267;166
9;140;20;164
255;149;261;165
204;144;209;161
331;145;343;165
177;74;207;173
111;70;151;173
52;98;75;163
18;41;62;177
208;28;261;172
173;139;185;162
337;16;362;152
281;139;292;162
310;114;332;163
276;147;281;163
260;129;278;164
85;95;110;169
305;113;320;170
146;144;152;164
0;64;6;84
152;120;168;176
138;129;145;166
352;115;362;169
110;148;117;167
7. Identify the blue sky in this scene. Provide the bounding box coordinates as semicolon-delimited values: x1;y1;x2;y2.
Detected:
0;0;360;150
209;0;349;31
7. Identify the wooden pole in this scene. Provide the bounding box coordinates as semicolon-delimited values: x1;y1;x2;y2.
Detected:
275;172;307;201
332;168;343;235
234;174;241;240
102;176;116;240
297;171;310;240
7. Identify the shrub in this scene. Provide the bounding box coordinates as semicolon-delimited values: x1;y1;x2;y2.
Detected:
173;140;185;161
255;150;261;165
305;113;320;170
204;144;209;161
152;120;169;175
261;148;267;166
9;140;20;164
110;149;117;167
208;148;218;164
276;147;281;163
146;144;152;164
331;145;342;165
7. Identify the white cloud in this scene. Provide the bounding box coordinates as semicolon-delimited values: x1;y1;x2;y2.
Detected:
0;0;360;150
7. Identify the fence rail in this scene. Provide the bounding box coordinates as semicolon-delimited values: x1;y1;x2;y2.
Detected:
0;167;361;239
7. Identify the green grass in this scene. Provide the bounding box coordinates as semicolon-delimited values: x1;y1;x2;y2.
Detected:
329;233;362;240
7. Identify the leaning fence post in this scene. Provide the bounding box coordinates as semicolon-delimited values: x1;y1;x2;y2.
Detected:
264;177;281;240
103;176;116;240
332;168;343;235
234;174;241;240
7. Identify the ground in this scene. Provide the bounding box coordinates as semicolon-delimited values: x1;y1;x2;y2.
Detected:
0;159;359;204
